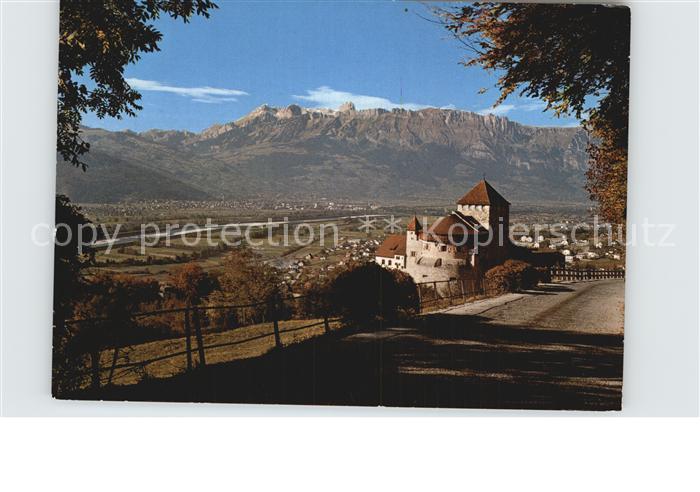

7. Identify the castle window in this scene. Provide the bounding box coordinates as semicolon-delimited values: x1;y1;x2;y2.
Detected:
381;259;385;265
410;251;416;257
439;245;446;252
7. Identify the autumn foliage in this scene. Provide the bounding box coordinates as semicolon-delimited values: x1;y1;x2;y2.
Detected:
439;3;630;226
485;260;541;294
58;0;218;168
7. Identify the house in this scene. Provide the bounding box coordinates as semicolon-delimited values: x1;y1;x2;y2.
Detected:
375;234;407;270
375;180;511;283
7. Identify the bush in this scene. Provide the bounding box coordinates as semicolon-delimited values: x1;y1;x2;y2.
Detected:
73;272;162;351
298;279;333;319
326;263;419;325
485;260;541;294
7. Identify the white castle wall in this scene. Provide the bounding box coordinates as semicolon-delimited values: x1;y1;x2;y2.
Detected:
405;234;479;283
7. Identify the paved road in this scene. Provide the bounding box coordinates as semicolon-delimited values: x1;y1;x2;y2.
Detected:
96;280;625;410
440;279;625;335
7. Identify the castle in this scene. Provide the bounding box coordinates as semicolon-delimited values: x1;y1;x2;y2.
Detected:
375;180;512;283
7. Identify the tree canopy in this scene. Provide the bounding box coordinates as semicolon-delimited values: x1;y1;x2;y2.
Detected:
438;3;630;224
58;0;218;169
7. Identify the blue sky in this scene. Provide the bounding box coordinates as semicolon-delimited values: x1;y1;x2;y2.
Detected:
81;1;582;132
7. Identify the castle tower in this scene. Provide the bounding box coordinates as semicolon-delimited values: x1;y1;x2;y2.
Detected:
455;180;510;232
407;215;422;240
405;215;422;269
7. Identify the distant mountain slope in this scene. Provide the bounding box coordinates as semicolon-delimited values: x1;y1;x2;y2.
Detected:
57;104;590;204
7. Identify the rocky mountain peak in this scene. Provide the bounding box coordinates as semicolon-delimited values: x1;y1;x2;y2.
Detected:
62;105;588;204
338;101;356;113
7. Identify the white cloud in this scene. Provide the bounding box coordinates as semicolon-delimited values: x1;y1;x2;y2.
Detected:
126;78;249;104
478;104;516;116
520;101;548;112
478;99;548;116
293;86;444;111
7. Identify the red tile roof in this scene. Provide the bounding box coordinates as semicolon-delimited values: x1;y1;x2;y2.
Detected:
418;212;488;243
407;216;422;231
376;234;407;257
427;213;485;236
456;180;510;206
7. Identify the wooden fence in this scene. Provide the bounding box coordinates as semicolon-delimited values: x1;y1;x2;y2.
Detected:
416;278;499;314
416;267;625;313
62;293;336;391
60;267;625;391
549;267;625;282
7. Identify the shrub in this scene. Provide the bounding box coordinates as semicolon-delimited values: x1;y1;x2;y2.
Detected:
170;263;218;305
73;272;162;350
485;260;540;294
326;263;419;325
298;279;333;319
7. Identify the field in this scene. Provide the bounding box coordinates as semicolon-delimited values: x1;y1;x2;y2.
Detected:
81;317;344;388
79;200;624;286
90;215;399;284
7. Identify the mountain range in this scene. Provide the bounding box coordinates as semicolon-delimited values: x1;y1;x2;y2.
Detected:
57;103;591;205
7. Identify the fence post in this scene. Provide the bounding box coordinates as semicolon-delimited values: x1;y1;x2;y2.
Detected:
417;284;423;313
192;306;206;367
460;279;466;302
184;308;193;372
107;347;119;385
85;320;101;391
90;349;101;391
271;299;282;348
446;280;453;306
323;313;331;334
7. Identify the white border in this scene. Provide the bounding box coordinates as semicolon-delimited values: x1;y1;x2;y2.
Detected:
0;0;698;416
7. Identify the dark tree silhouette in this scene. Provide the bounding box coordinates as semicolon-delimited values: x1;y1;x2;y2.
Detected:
327;263;419;325
52;195;94;395
438;3;630;224
58;0;218;168
72;273;161;389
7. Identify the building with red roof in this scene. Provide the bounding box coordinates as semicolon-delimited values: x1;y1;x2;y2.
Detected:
375;180;512;282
